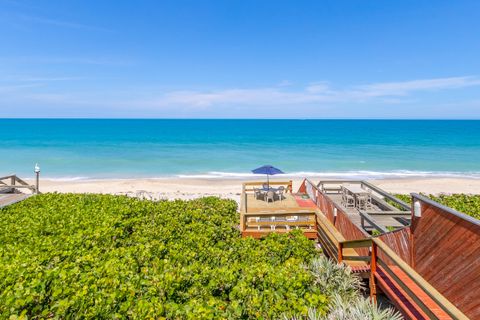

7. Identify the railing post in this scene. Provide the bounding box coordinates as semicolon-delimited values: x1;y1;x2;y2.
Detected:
337;242;343;263
370;241;377;303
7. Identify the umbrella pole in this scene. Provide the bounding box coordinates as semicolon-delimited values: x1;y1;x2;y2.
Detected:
267;174;269;188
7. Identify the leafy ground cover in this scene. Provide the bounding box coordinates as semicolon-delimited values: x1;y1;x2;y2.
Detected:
0;194;368;319
394;193;480;220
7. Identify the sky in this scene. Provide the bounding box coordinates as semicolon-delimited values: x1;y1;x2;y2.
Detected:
0;0;480;119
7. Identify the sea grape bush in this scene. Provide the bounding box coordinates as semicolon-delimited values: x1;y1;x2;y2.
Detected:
1;194;337;319
395;193;480;220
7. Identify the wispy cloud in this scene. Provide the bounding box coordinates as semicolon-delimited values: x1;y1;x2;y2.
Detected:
0;83;43;93
149;76;480;108
1;76;480;116
0;75;83;82
354;76;480;97
0;56;133;66
17;14;111;32
0;12;111;32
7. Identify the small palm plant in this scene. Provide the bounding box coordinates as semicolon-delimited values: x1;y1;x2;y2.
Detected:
325;295;403;320
306;256;364;303
283;256;402;320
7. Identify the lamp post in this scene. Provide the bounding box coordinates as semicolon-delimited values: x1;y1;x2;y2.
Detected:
34;163;40;194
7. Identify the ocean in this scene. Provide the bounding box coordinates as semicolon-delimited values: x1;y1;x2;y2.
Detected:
1;119;479;180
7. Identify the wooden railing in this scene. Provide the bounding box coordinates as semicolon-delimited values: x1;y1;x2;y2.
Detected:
409;193;480;318
0;175;37;193
240;180;317;239
303;179;369;243
317;179;411;211
339;238;469;320
243;180;293;193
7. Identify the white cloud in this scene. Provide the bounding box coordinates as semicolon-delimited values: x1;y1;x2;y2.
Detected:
157;88;335;107
305;82;331;93
149;76;480;108
354;76;480;97
2;76;480;116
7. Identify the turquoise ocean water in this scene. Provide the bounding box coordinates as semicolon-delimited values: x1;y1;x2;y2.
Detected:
1;119;479;180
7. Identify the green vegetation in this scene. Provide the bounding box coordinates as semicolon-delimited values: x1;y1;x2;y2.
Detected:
394;194;480;220
0;193;401;319
284;259;401;320
0;194;320;318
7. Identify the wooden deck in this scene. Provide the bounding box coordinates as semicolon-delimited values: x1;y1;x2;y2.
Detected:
0;174;37;208
327;193;410;230
298;178;473;319
240;178;476;318
240;181;319;239
0;193;30;208
316;180;411;234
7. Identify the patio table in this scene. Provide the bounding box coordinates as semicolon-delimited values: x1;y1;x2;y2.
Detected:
342;185;371;209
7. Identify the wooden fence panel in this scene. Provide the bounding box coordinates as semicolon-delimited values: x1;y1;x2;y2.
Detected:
378;228;411;266
411;199;480;319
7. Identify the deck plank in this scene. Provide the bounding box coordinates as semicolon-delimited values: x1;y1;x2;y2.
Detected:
0;193;30;208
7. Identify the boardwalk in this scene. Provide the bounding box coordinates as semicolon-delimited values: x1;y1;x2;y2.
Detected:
241;179;476;319
0;193;30;208
303;179;475;320
0;174;37;208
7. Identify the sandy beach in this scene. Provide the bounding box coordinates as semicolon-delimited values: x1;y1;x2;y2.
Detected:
26;177;480;204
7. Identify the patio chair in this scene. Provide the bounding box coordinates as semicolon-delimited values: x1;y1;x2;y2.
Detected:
262;183;269;190
265;190;275;203
356;194;371;210
254;188;262;200
277;186;285;201
342;194;355;208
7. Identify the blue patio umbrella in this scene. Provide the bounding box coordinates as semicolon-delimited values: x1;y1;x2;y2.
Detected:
251;165;284;188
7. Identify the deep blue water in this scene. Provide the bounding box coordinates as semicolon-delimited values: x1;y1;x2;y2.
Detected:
1;119;479;179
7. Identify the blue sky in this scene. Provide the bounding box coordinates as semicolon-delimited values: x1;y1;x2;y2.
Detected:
1;0;480;118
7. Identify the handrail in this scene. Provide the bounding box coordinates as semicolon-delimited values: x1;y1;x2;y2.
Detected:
374;238;468;319
338;238;469;320
359;211;389;234
317;179;410;211
0;174;38;194
243;180;293;193
362;181;410;210
0;174;17;181
305;178;322;192
412;193;480;227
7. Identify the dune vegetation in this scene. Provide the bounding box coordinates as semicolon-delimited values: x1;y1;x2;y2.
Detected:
395;193;480;219
0;194;400;319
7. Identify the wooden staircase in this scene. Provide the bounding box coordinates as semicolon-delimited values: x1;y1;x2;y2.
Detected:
338;238;468;320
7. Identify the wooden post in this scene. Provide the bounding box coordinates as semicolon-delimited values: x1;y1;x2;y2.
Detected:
240;184;246;233
289;180;293;193
370;241;378;303
35;171;40;194
337;242;343;263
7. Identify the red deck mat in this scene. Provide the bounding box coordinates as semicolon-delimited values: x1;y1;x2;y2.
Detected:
294;195;317;208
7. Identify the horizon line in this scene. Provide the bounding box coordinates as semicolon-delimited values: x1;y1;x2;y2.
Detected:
0;117;479;121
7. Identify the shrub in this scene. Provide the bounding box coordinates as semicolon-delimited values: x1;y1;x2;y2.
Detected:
0;194;329;319
395;193;480;220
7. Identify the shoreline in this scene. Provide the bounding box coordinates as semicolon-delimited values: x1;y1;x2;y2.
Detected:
25;177;480;204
